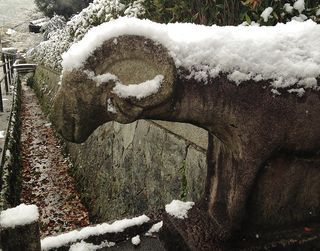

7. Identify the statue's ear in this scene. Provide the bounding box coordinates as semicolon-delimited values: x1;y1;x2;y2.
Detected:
83;35;177;109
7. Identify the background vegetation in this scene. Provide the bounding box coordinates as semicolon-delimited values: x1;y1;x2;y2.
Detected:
35;0;320;25
34;0;93;18
140;0;320;25
29;0;320;71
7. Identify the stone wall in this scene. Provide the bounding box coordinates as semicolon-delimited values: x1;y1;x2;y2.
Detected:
33;65;207;222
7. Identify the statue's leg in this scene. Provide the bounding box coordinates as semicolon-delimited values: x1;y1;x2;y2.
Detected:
160;135;264;250
205;134;262;240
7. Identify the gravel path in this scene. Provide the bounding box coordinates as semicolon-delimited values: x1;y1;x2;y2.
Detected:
20;82;90;238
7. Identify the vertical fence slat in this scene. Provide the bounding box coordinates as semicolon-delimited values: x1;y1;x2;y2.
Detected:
0;77;3;112
2;55;8;109
0;51;18;112
5;56;11;93
0;55;5;112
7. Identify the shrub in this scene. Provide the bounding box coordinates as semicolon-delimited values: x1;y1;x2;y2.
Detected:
34;0;93;18
28;0;145;71
28;0;320;72
141;0;320;26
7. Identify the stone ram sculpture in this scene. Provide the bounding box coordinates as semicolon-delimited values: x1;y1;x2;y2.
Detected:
52;35;320;250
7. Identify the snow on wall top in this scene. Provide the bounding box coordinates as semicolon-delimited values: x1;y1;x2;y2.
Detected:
41;214;150;250
62;17;320;91
0;204;39;228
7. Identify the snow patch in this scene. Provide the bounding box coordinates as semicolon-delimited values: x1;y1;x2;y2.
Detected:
291;14;308;22
293;0;305;13
227;71;251;85
271;89;281;96
84;70;164;99
112;75;164;99
41;215;150;250
84;70;119;86
6;29;16;35
284;3;294;13
165;200;195;219
145;221;163;236
61;18;320;93
288;88;305;97
107;98;117;114
131;235;140;246
69;240;115;251
0;131;5;139
0;204;39;228
260;7;273;22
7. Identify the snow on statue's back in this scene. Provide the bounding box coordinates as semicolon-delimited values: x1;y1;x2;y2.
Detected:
62;17;320;93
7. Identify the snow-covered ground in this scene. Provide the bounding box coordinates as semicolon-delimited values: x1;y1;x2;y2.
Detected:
0;0;43;51
0;0;38;28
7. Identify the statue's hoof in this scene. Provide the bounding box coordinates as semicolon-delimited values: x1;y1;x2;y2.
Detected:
159;205;231;251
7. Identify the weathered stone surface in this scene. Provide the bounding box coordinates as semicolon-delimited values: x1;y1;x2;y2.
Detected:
32;65;60;113
246;154;320;231
35;33;320;249
185;145;207;201
68;120;206;222
153;121;208;150
1;221;41;251
32;65;207;223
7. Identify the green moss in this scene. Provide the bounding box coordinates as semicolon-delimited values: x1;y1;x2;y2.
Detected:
179;160;187;200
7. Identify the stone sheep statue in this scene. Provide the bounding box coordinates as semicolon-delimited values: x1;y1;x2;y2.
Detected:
51;35;320;250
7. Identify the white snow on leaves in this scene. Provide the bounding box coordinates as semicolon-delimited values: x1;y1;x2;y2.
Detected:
284;3;294;14
293;0;305;13
62;17;320;93
260;7;273;22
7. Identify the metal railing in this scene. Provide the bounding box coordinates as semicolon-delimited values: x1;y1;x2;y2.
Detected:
0;50;37;112
0;53;14;112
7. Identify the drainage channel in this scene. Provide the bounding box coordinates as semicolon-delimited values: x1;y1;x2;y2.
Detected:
19;80;90;237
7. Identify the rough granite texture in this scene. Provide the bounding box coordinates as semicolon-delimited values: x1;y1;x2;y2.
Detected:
67;120;207;221
33;65;207;222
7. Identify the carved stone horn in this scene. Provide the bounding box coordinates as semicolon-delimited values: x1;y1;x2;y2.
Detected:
52;35;177;143
84;35;177;107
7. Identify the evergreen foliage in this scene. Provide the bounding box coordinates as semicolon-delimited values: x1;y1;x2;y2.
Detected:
141;0;320;26
28;0;320;71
